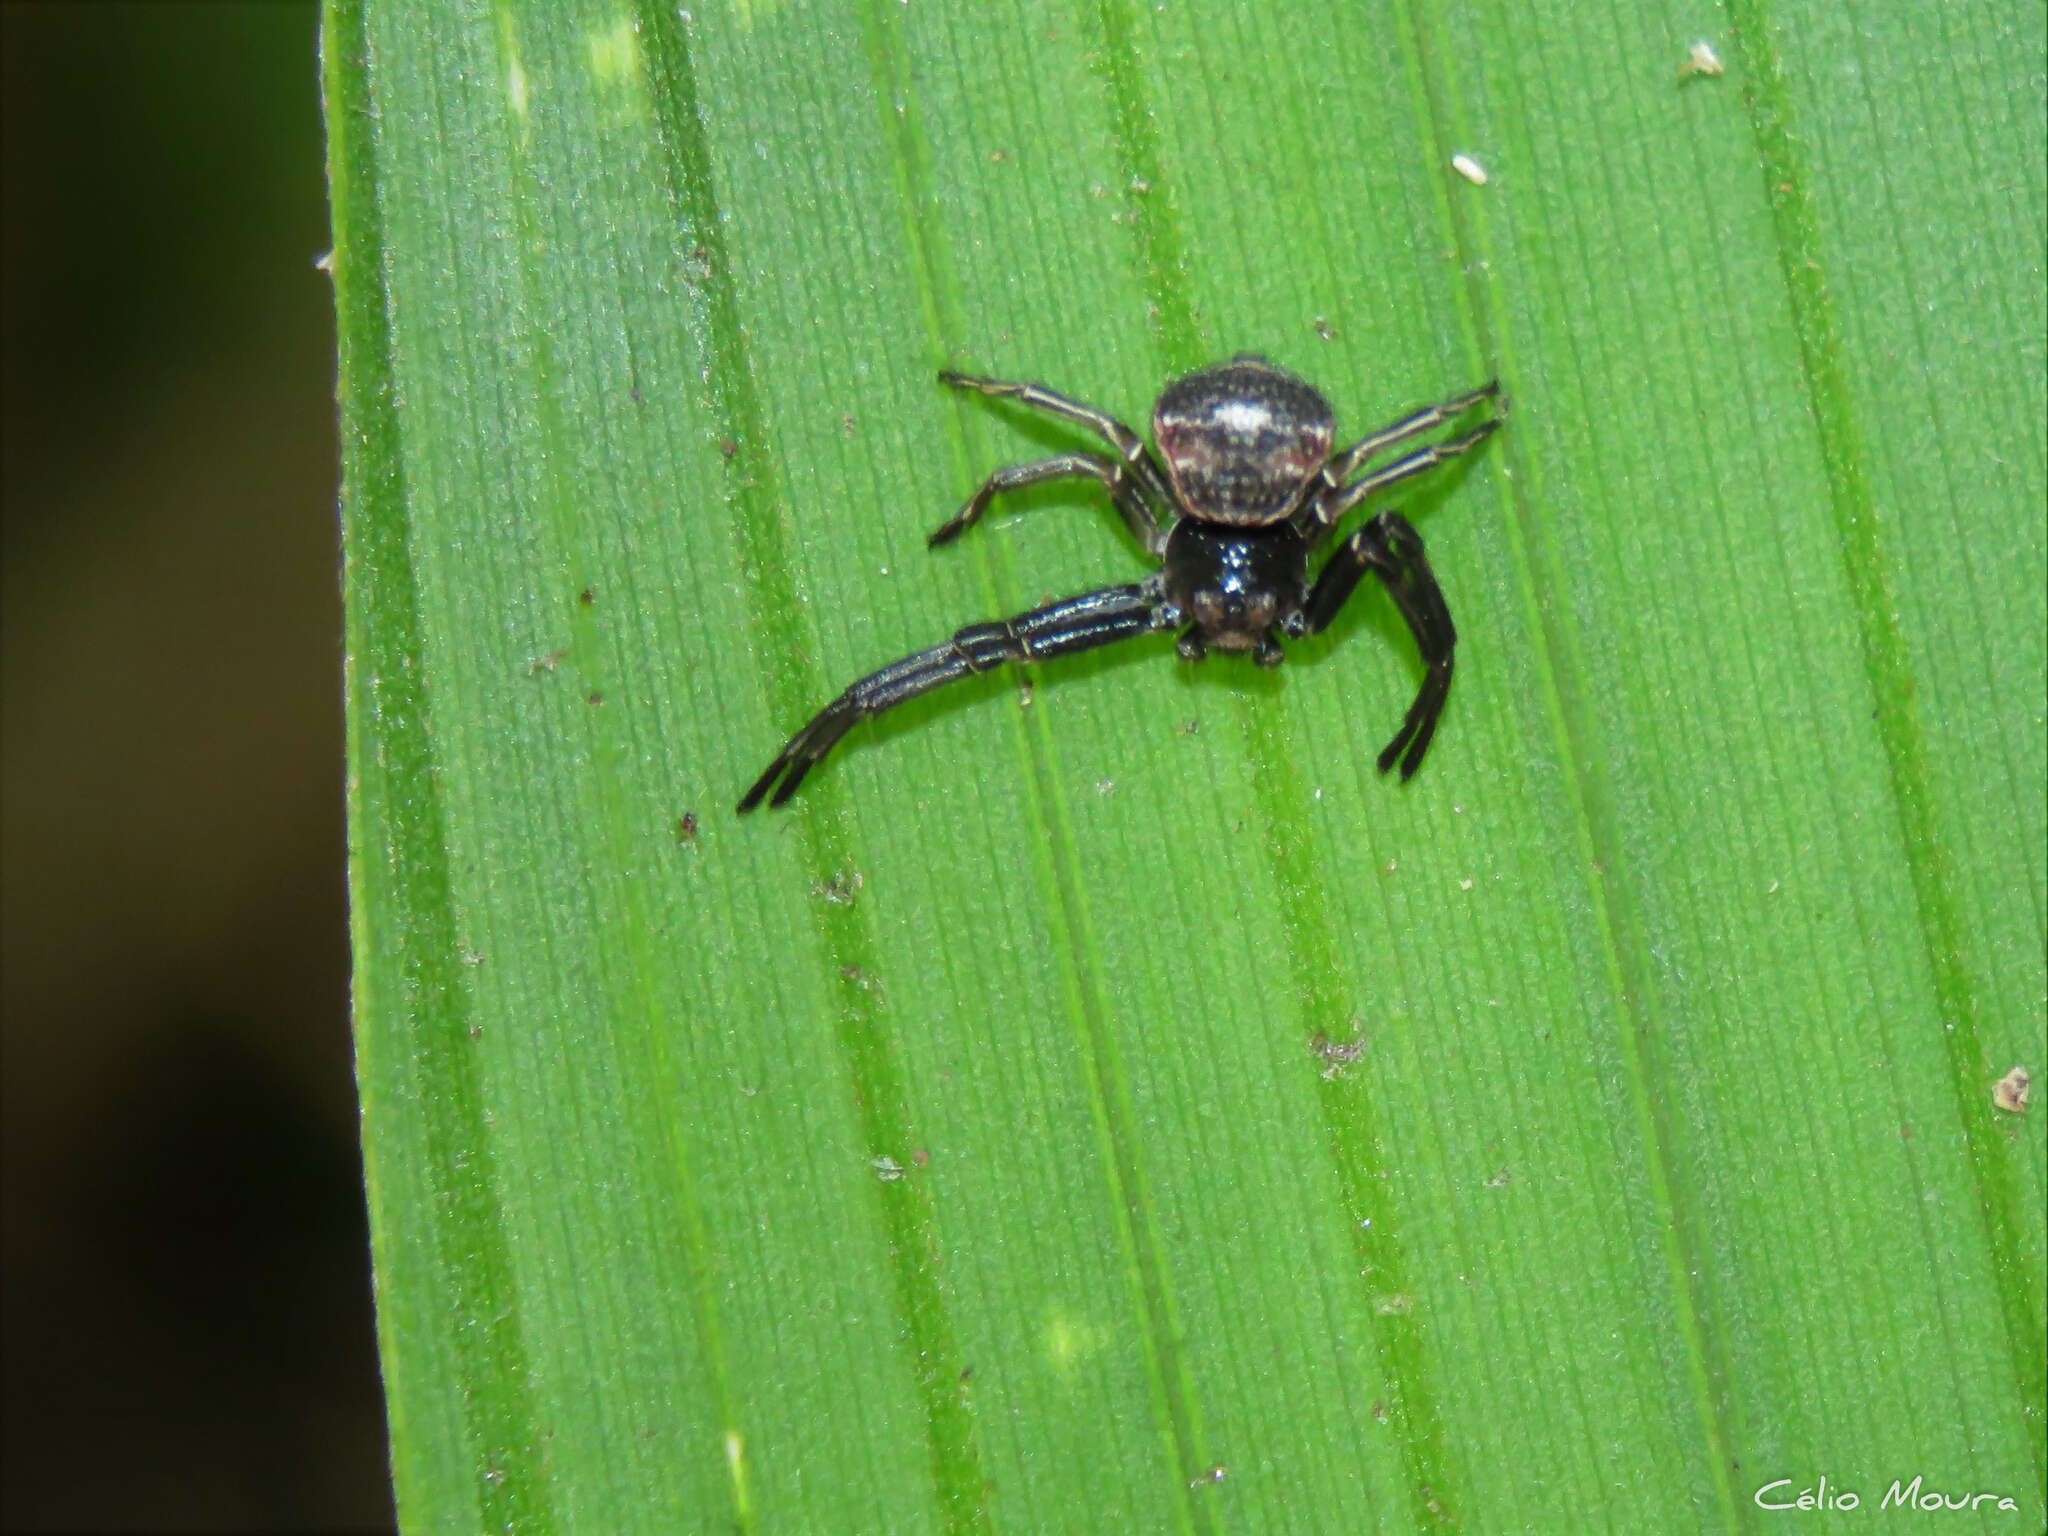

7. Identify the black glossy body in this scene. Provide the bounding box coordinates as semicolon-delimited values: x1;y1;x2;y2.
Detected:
1162;518;1311;663
738;355;1504;810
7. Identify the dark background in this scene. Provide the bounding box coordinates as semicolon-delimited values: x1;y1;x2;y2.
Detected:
2;3;394;1527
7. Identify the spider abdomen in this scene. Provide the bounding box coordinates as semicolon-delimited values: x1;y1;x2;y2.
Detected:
1153;354;1335;525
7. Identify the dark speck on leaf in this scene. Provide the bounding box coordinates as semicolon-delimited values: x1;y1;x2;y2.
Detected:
814;868;864;905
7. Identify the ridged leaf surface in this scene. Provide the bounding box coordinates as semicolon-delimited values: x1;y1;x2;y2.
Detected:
329;0;2046;1528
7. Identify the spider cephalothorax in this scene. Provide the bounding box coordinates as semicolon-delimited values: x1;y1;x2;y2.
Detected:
738;353;1503;811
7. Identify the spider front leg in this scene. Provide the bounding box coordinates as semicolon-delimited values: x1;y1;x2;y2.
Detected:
1302;510;1456;779
927;451;1162;554
737;582;1167;811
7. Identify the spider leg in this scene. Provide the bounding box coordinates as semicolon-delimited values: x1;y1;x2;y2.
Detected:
927;451;1162;554
940;370;1175;544
1298;383;1504;545
1305;416;1502;541
1326;381;1501;483
738;582;1167;811
1302;511;1456;780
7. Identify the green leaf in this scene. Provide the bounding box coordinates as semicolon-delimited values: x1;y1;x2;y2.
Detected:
330;0;2045;1529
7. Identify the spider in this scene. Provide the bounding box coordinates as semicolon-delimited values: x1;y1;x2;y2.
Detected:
738;354;1504;811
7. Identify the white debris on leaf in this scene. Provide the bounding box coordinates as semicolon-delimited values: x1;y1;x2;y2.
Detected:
1680;40;1724;78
